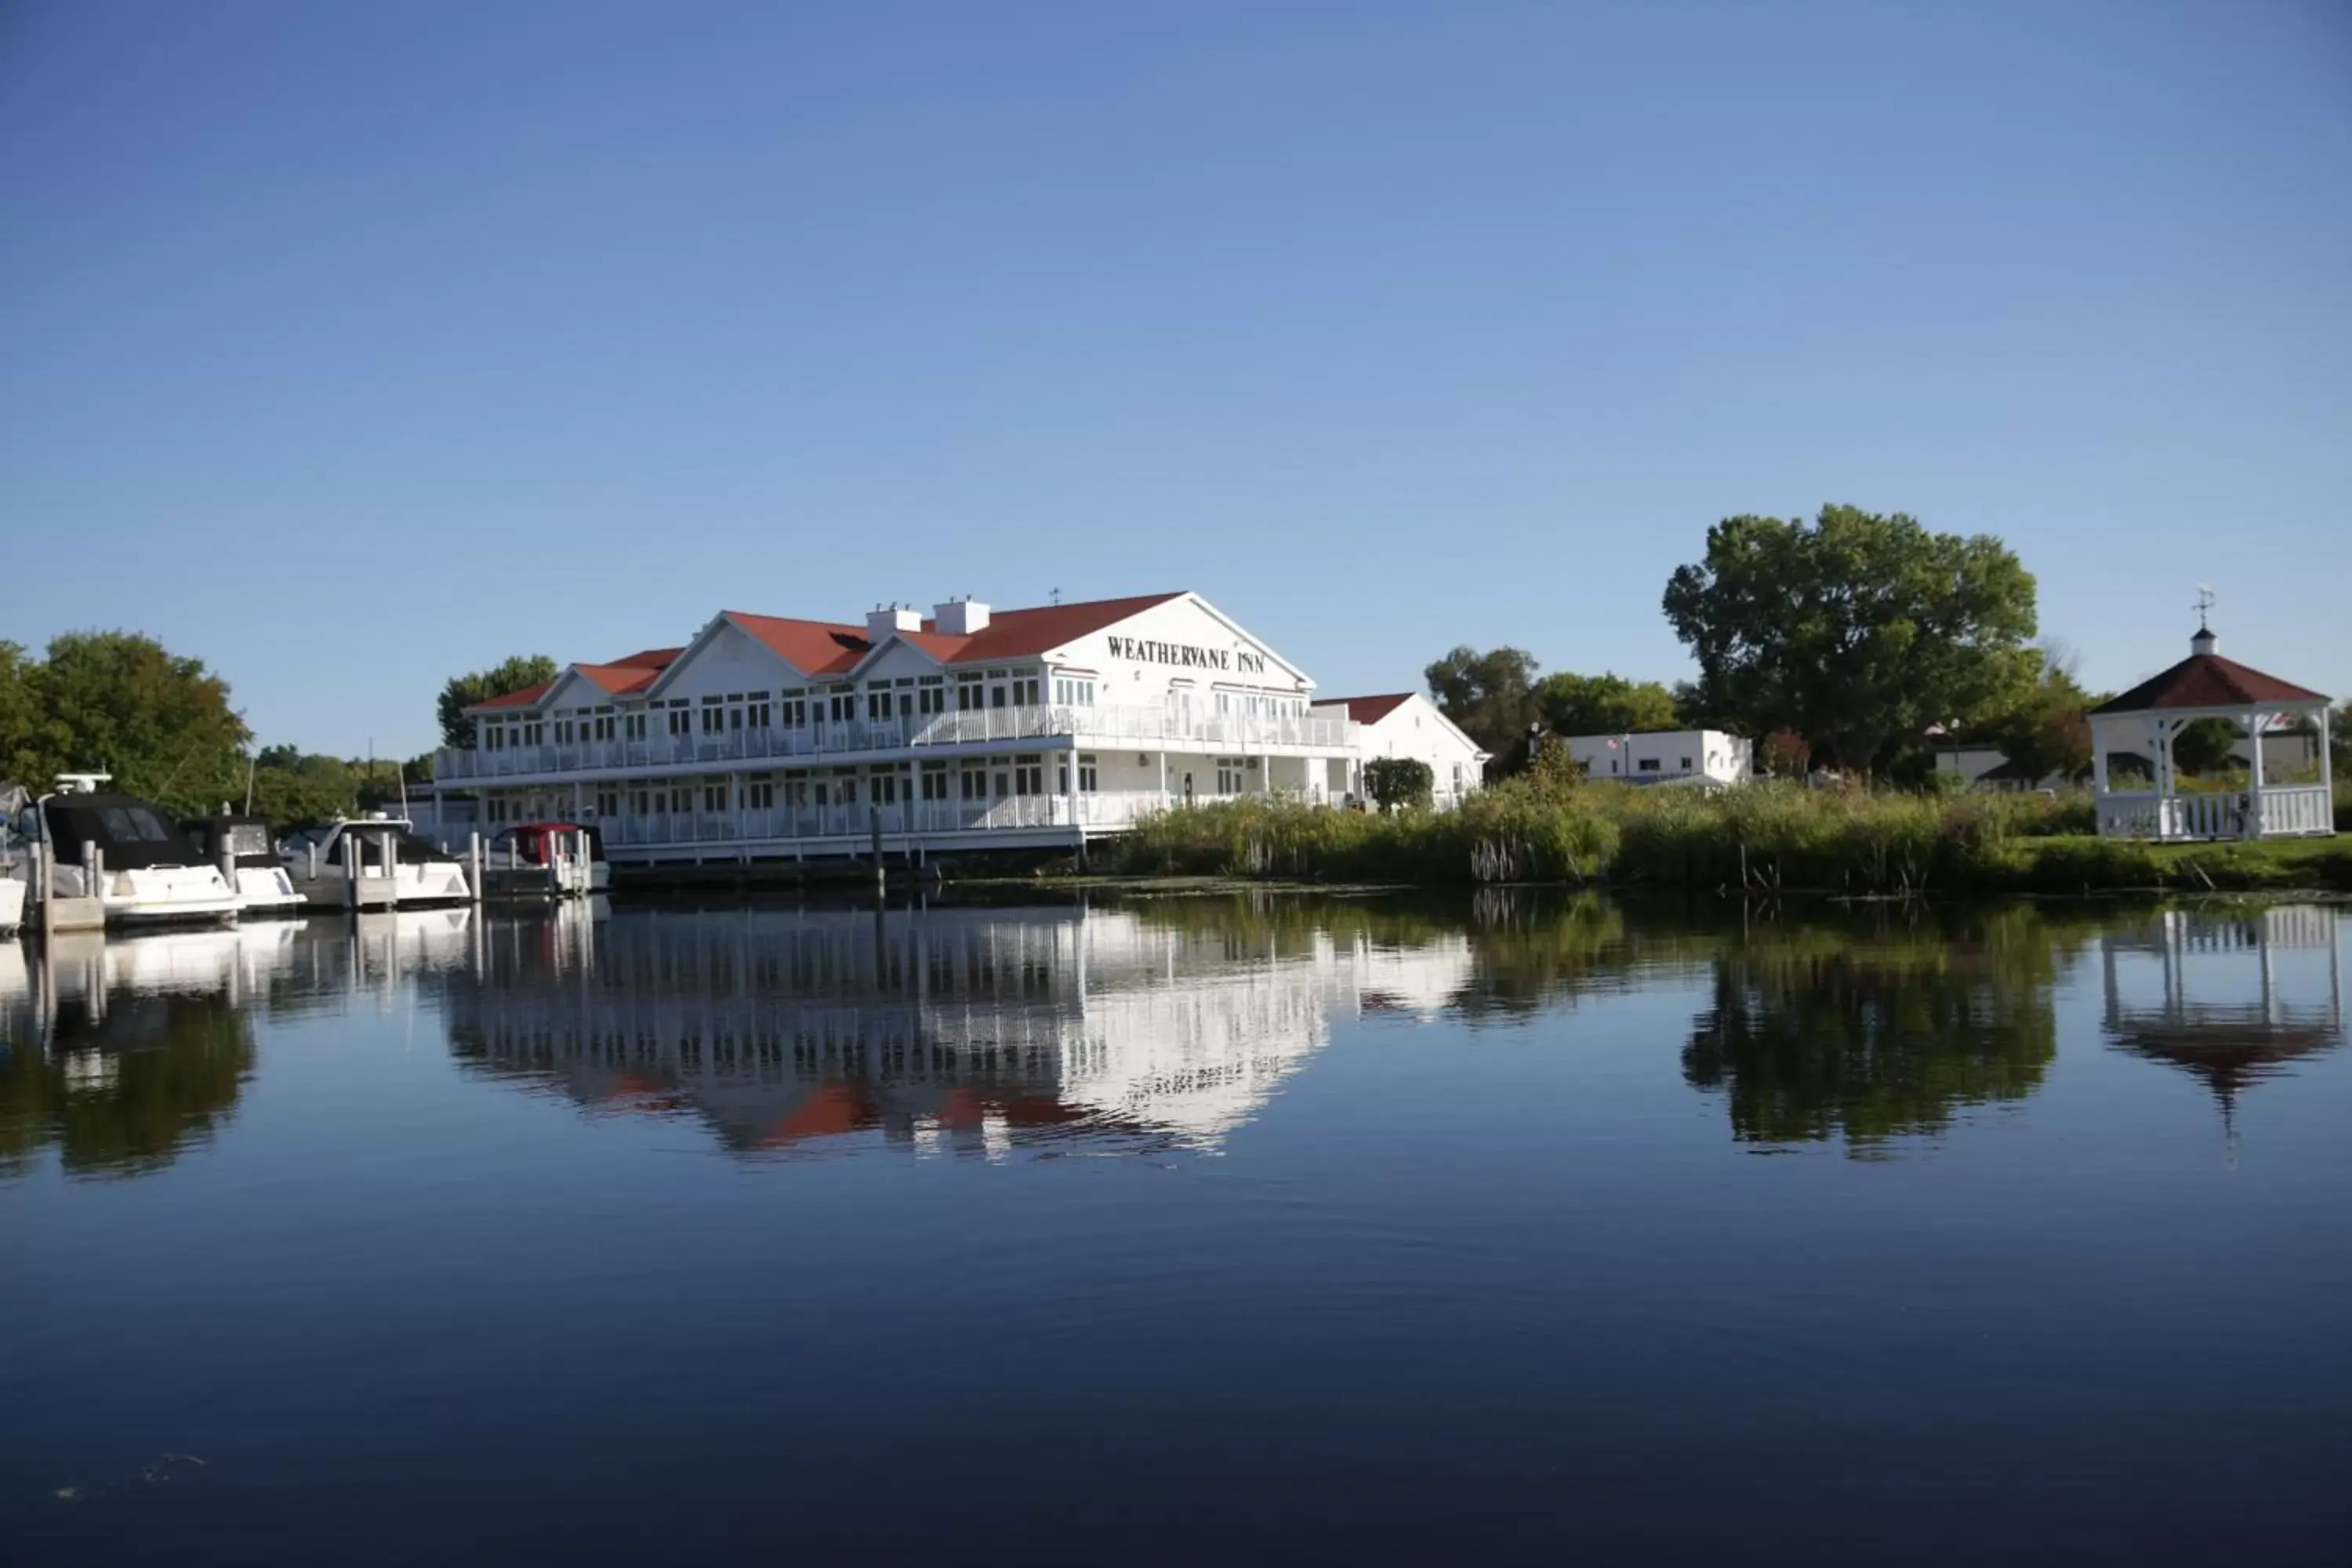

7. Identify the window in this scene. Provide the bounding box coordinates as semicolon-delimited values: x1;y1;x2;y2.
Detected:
828;688;857;724
871;766;898;805
1010;676;1040;706
669;784;693;815
867;684;894;720
746;697;771;729
646;786;666;816
746;776;775;811
918;677;946;715
920;762;949;801
666;702;691;736
1013;754;1043;796
624;711;648;742
1681;756;1693;771
703;779;730;814
835;770;859;806
956;674;984;710
487;798;508;825
782;772;809;807
1639;758;1661;773
483;726;506;752
1217;757;1244;794
521;720;545;746
595;788;619;817
1078;753;1098;792
554;716;575;745
779;692;807;728
701;698;726;735
591;709;615;742
960;766;988;801
631;787;652;816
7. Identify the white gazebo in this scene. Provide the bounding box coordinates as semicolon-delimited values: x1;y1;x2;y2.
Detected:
2089;623;2334;840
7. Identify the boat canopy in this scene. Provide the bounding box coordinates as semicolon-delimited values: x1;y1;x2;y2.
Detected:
322;822;461;866
39;793;206;870
184;815;279;869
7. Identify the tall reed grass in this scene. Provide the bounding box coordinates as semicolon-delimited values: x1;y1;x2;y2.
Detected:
1107;779;2336;895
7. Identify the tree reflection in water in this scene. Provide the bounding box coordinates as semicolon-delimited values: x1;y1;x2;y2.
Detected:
0;989;254;1180
1680;905;2093;1155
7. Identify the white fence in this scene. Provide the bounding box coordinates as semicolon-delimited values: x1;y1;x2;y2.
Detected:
436;704;1355;782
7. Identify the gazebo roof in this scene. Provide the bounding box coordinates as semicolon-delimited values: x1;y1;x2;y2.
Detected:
2089;631;2328;717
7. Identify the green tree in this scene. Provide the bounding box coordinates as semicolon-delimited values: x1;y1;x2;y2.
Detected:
2171;717;2239;777
1362;757;1435;812
1662;505;2038;771
0;640;48;783
1990;648;2092;784
1425;646;1542;760
437;655;560;749
1535;670;1679;739
5;632;250;814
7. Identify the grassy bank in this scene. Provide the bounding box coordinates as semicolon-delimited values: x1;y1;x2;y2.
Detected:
1108;779;2352;895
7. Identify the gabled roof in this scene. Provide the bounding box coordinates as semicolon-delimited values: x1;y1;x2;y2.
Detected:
2089;652;2328;715
477;681;554;710
818;592;1190;677
722;612;874;677
923;592;1185;663
474;647;681;713
1323;693;1415;725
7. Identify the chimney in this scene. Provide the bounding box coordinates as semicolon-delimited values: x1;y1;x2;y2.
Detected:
934;597;990;635
2190;626;2217;657
866;603;922;641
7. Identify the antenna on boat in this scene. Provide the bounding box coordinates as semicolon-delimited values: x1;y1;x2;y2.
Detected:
244;752;257;815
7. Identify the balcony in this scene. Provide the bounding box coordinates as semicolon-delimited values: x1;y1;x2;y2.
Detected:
600;790;1167;849
434;705;1357;782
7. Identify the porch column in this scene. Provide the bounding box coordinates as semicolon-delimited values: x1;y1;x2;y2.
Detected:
2246;707;2263;839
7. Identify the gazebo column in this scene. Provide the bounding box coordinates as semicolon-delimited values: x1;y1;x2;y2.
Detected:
2320;704;2334;805
2245;707;2263;839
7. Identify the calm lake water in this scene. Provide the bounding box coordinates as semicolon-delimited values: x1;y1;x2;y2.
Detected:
3;895;2347;1565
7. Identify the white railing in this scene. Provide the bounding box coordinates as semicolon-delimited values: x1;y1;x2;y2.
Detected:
2256;784;2333;837
2096;784;2333;841
600;790;1171;848
435;705;1356;782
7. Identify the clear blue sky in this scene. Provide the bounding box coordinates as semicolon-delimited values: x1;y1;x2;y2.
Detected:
5;0;2347;757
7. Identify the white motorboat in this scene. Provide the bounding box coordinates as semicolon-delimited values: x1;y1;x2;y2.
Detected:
24;777;241;927
183;814;308;916
283;813;474;907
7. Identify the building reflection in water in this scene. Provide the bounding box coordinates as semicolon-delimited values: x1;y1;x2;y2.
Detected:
2098;906;2344;1164
436;899;1476;1158
1679;905;2085;1156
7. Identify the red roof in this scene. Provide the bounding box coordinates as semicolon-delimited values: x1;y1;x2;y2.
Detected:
725;612;875;677
471;593;1198;716
2089;653;2328;714
918;592;1186;663
720;593;1187;675
474;646;681;712
1324;692;1414;725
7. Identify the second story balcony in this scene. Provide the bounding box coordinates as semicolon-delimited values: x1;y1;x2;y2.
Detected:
435;703;1359;783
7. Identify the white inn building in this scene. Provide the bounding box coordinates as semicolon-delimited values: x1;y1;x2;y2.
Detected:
430;590;1477;863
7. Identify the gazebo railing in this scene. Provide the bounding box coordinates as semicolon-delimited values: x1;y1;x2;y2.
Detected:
2095;783;2331;840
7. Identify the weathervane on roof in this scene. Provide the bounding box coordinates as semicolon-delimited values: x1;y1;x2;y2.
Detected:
2194;583;2215;631
1050;586;1062;606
